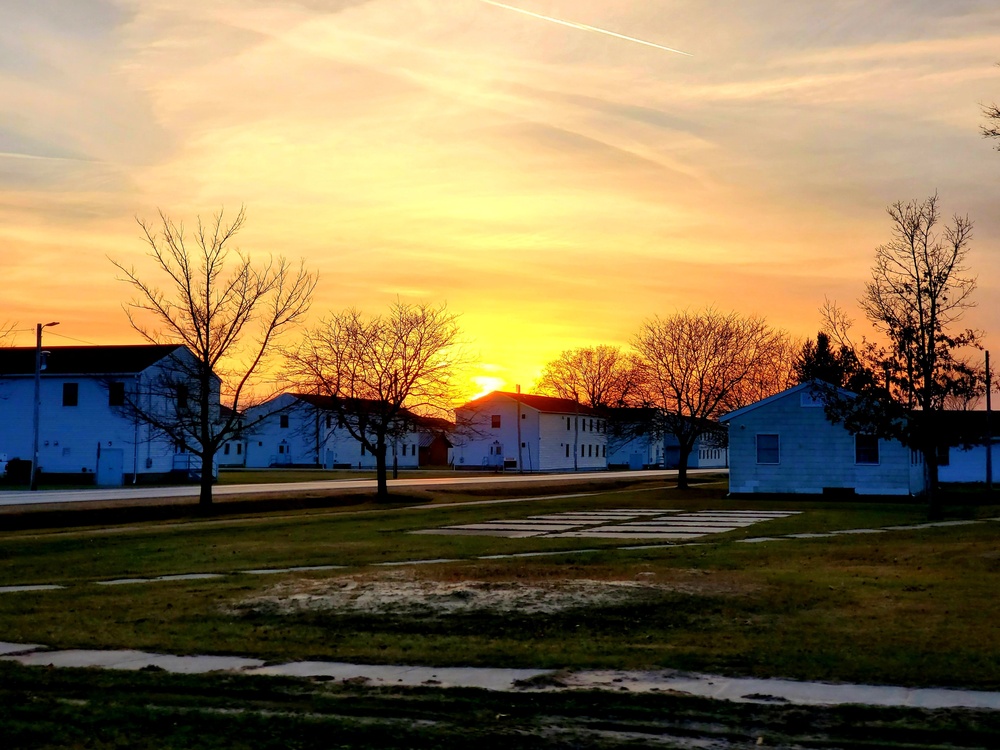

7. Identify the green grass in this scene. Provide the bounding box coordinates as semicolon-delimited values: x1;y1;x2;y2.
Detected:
1;480;999;690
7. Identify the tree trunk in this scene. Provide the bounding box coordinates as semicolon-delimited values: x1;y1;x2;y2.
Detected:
676;442;693;490
924;446;942;520
199;457;213;508
375;441;388;499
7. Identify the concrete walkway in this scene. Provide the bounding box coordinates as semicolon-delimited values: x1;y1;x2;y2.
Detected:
2;641;998;709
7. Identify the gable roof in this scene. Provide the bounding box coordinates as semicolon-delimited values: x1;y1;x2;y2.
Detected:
719;381;852;423
0;345;187;377
460;391;597;416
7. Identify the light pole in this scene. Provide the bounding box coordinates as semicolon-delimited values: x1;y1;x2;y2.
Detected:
30;321;59;491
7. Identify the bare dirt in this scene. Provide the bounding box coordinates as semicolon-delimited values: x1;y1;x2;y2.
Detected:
229;567;752;618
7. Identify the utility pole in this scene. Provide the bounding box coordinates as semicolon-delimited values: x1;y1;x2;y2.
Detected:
515;385;523;474
30;321;59;491
986;350;993;491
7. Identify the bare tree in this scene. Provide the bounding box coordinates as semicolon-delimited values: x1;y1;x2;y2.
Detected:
534;345;643;408
633;308;791;489
983;64;1000;149
819;195;981;518
111;207;316;507
285;301;465;499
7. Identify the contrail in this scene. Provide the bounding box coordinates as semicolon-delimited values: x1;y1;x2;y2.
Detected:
477;0;692;57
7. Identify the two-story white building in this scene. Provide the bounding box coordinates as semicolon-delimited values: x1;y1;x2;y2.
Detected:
0;345;207;486
605;409;728;470
453;391;607;472
242;393;422;469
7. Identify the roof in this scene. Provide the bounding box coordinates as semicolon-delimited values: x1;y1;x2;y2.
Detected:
0;345;187;377
719;381;851;423
460;391;597;416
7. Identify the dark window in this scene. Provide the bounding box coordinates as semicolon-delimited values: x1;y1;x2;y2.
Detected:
590;419;594;431
224;443;231;455
491;415;501;429
937;445;951;466
326;415;333;429
588;444;592;457
756;434;779;464
855;435;879;465
567;418;571;431
565;444;570;458
521;413;526;419
62;382;78;407
280;414;289;429
581;444;585;457
108;382;125;406
602;445;606;457
401;445;407;456
361;444;366;456
236;444;242;455
176;384;189;407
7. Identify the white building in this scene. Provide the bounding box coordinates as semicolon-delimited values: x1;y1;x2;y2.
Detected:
453;391;607;472
606;409;728;470
0;344;209;486
720;382;925;496
242;393;421;469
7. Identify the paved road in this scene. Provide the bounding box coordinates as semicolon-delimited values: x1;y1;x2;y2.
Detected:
0;469;724;508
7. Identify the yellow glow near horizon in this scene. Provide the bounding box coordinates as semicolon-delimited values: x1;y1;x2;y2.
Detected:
1;1;998;404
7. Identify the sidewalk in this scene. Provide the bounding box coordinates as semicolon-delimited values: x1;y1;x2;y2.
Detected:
3;641;999;710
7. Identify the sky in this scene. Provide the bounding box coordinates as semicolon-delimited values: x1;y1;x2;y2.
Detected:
2;0;999;400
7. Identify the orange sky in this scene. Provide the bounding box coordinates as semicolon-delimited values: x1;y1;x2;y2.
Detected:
2;1;999;401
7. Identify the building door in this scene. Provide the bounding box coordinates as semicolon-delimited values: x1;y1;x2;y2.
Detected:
96;449;124;486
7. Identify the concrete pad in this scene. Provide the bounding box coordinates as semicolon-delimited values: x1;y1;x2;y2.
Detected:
827;529;886;535
621;520;749;527
4;649;265;673
0;584;65;593
240;565;344;575
0;642;44;655
249;661;549;690
412;529;544;538
736;537;782;544
550;531;704;539
95;578;156;586
477;548;600;559
786;533;832;539
612;525;737;534
373;558;458;567
444;523;579;531
156;573;225;581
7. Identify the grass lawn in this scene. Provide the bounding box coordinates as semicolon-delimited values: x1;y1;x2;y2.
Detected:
1;478;999;691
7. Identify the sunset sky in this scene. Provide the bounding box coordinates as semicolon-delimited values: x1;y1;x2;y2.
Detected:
2;0;999;400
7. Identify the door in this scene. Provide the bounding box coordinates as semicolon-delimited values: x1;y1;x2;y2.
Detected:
96;449;124;486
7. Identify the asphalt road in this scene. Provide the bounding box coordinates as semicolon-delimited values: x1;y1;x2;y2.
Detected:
0;469;724;508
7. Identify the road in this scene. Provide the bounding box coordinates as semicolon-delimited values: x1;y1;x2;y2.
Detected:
0;469;724;508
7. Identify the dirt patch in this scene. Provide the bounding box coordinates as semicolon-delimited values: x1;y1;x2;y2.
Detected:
228;568;752;618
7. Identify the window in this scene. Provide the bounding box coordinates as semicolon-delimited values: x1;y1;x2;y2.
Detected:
602;445;606;457
236;444;242;455
588;444;593;457
855;435;879;465
581;444;585;457
567;418;571;431
62;382;78;407
361;444;366;456
565;444;570;458
326;415;333;429
401;445;407;456
756;434;779;464
491;415;501;429
279;414;289;429
108;382;125;406
590;419;594;432
521;413;526;420
278;444;287;454
224;443;231;455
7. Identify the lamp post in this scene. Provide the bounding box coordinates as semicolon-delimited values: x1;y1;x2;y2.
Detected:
30;321;59;491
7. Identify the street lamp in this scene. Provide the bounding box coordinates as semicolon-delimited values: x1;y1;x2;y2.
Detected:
30;321;59;491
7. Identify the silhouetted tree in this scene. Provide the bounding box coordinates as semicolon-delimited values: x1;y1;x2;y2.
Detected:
633;308;791;489
818;195;982;518
111;207;316;507
285;301;465;499
535;345;644;408
794;331;874;392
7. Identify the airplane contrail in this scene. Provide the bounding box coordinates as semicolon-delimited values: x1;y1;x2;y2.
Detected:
477;0;692;57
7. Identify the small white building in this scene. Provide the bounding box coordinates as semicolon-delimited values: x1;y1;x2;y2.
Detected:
606;410;728;470
0;344;208;486
243;393;421;469
720;382;925;496
935;411;999;484
453;391;607;472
